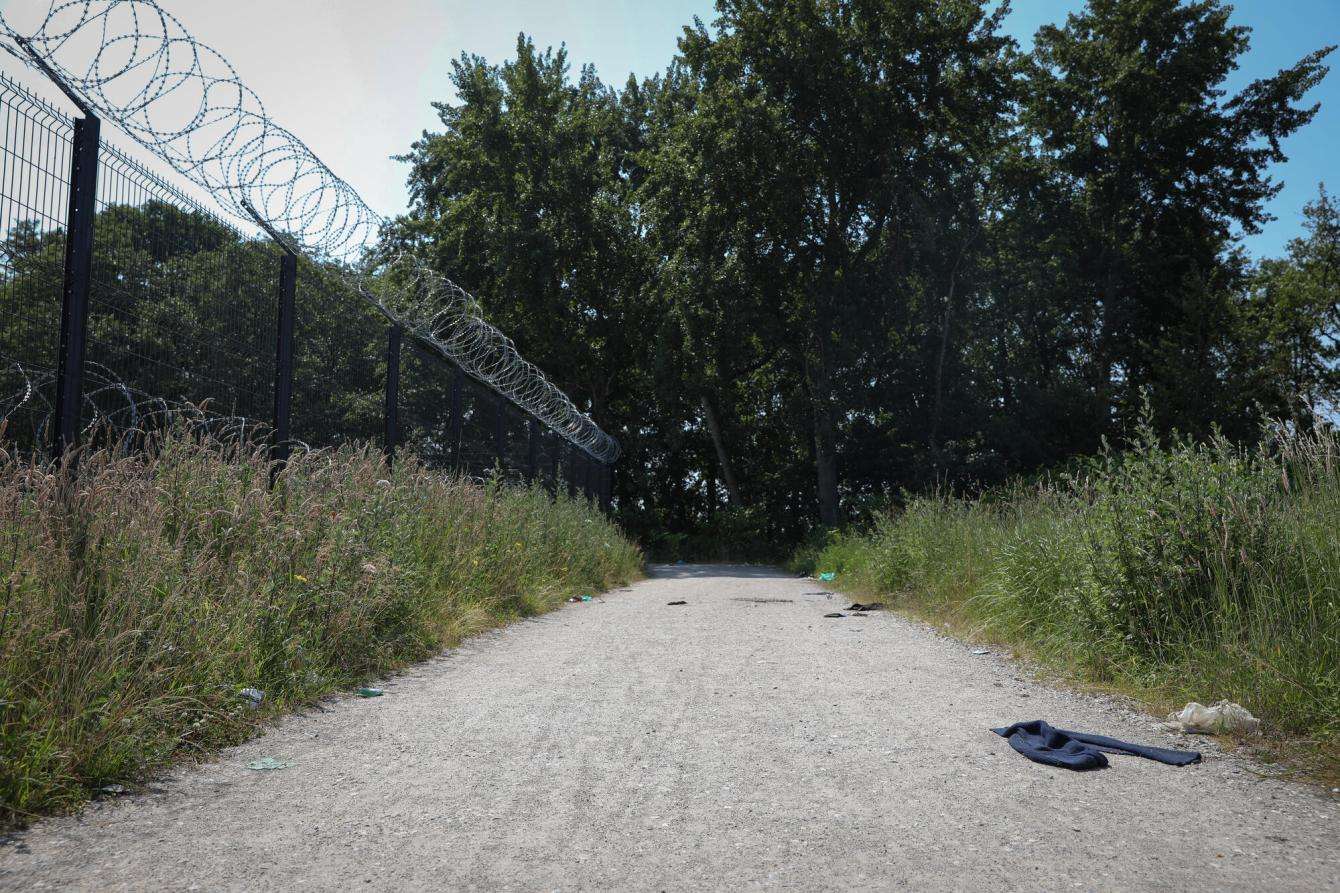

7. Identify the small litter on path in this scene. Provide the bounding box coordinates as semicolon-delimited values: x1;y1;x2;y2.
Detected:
818;572;836;582
844;603;884;612
356;688;384;698
1161;701;1261;736
667;600;688;606
99;784;127;796
566;595;595;603
732;597;794;604
971;649;990;656
245;757;294;771
823;612;845;618
237;687;265;708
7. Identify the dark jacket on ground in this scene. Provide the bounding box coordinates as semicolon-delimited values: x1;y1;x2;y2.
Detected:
993;720;1201;771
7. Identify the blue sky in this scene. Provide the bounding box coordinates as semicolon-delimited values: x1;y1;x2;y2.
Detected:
1004;0;1339;258
1;0;1334;258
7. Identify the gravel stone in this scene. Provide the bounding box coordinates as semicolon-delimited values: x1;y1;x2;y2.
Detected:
1;564;1336;891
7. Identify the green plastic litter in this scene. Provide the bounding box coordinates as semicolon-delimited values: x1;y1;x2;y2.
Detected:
357;688;384;698
580;595;593;602
819;572;836;582
246;757;294;771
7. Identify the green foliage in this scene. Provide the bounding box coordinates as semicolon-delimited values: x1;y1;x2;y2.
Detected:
643;505;780;563
1233;184;1340;424
388;36;656;426
0;200;385;451
385;0;1334;554
0;435;641;828
801;425;1340;767
4;3;1335;567
1082;421;1278;654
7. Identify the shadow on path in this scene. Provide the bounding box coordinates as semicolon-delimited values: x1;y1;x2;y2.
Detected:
645;563;794;580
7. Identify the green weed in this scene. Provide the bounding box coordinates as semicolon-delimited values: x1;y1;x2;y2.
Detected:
803;425;1340;778
0;434;641;827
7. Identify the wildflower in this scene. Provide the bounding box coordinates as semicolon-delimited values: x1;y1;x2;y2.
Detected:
294;574;308;583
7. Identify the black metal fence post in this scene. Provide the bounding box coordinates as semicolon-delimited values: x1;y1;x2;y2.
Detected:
493;395;506;471
448;364;464;470
51;112;100;455
567;445;578;500
383;324;402;466
548;433;560;495
239;201;299;480
270;252;297;472
526;419;538;482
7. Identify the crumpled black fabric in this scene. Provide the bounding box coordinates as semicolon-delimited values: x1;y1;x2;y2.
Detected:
992;720;1201;771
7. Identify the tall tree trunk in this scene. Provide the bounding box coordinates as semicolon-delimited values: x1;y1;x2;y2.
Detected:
701;395;744;507
1095;224;1124;429
928;286;955;469
929;242;970;471
801;255;843;528
805;350;841;527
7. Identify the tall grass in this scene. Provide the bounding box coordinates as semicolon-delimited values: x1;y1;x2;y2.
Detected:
797;422;1339;774
0;434;641;827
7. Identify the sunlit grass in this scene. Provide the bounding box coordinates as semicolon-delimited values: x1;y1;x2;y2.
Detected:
0;433;641;827
797;424;1340;780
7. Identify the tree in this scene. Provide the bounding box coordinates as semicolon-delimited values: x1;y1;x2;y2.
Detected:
0;201;385;449
1022;0;1333;437
379;0;1336;552
670;0;1016;525
390;36;656;427
1234;184;1340;422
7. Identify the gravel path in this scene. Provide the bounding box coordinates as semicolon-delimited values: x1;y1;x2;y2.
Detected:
2;565;1337;891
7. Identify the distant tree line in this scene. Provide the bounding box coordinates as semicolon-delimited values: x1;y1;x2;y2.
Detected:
3;0;1333;554
387;0;1337;550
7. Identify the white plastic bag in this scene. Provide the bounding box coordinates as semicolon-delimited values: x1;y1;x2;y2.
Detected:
1162;700;1261;735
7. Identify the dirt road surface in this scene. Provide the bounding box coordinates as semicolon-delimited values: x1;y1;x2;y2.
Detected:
2;565;1336;891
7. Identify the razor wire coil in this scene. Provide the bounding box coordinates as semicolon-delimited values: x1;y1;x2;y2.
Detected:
0;0;619;462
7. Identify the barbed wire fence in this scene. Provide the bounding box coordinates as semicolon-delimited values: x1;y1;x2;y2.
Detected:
0;1;617;506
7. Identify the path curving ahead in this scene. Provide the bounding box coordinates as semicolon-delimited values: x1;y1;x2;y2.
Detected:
2;565;1337;891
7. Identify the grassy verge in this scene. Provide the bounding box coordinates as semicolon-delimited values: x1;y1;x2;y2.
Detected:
0;434;641;828
793;422;1339;780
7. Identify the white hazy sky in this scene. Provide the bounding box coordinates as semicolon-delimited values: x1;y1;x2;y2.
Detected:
0;0;716;224
1;0;1334;257
175;0;718;217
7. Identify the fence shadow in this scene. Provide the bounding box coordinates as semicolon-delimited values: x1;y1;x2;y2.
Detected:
646;564;793;579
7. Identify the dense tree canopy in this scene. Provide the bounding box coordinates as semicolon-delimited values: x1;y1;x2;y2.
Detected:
389;0;1333;554
2;0;1331;557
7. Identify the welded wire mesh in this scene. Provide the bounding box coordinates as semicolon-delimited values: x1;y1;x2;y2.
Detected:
84;139;278;428
395;337;604;499
0;1;619;463
290;258;383;449
0;73;69;448
396;338;458;470
0;69;612;506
